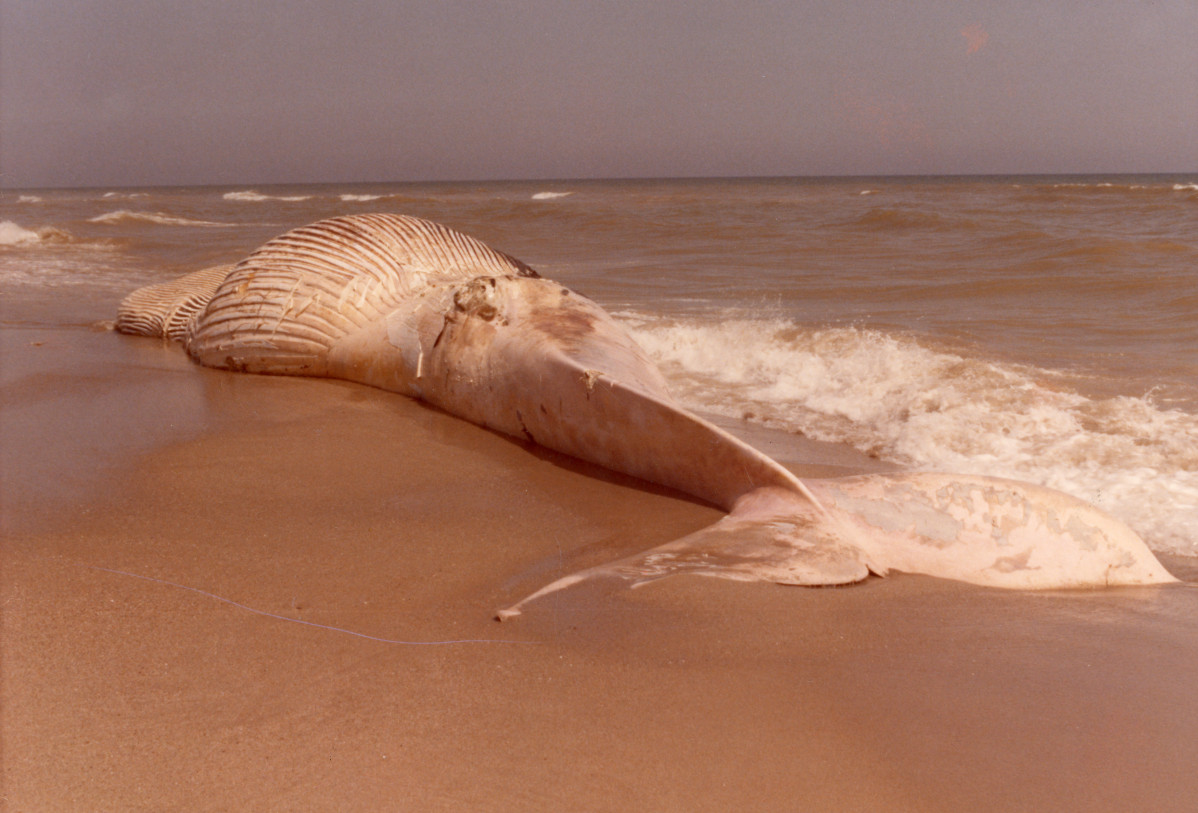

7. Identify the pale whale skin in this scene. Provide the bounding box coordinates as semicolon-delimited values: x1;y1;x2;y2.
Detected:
115;214;1178;617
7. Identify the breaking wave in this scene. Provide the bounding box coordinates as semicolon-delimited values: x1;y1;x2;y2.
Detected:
89;210;236;227
1;220;77;247
223;190;313;202
619;313;1198;556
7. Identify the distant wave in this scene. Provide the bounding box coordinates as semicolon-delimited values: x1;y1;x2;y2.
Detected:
854;207;975;232
532;191;574;200
1052;182;1118;189
340;193;385;202
1024;180;1198;198
89;210;236;227
223;190;313;202
0;220;76;247
102;191;150;199
619;313;1198;557
17;195;43;203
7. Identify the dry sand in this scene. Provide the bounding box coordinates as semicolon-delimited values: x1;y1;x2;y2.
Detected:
3;312;1198;812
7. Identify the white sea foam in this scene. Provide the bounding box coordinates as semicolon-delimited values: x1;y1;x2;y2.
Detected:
0;220;76;246
1174;183;1198;192
224;190;271;201
89;210;235;227
532;191;574;200
340;193;384;202
0;221;42;246
223;190;312;202
0;249;133;289
17;195;43;203
619;314;1198;556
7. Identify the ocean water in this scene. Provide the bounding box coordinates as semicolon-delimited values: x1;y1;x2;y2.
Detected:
3;176;1196;556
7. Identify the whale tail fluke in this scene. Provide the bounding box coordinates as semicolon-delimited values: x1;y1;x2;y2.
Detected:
496;472;1178;620
115;264;235;341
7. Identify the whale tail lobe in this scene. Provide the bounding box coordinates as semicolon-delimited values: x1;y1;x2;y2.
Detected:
496;472;1177;620
495;486;880;620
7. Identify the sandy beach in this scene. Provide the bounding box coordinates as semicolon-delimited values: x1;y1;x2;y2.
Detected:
6;0;1197;801
4;304;1198;812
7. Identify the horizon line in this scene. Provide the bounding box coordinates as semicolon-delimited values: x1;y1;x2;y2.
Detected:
5;169;1198;193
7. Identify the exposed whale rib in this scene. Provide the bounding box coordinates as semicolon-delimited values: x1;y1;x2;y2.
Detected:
115;214;1178;619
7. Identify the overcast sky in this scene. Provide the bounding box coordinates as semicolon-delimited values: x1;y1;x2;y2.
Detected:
2;1;1195;189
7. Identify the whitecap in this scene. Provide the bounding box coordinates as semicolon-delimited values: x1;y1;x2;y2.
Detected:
0;220;42;246
532;191;574;200
340;193;384;202
0;221;77;247
223;189;312;202
89;210;235;227
222;190;269;202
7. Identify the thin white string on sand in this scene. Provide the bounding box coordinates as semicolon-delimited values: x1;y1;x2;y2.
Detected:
49;559;537;646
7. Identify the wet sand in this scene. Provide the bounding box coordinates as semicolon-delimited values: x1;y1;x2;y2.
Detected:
3;309;1198;812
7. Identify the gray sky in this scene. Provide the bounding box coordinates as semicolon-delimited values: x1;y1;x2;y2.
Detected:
2;0;1195;188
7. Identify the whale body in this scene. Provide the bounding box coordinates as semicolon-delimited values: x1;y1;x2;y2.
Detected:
116;214;1177;617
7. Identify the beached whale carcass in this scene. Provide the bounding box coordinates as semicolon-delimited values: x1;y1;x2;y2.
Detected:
115;214;1178;616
